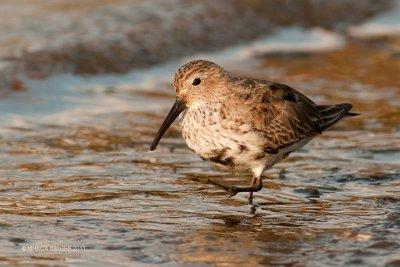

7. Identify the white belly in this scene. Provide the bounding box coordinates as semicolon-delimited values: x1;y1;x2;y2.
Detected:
179;106;316;173
179;106;268;170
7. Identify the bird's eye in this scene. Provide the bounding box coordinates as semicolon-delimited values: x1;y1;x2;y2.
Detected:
192;78;201;86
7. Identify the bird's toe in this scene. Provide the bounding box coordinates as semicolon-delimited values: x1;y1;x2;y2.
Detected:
250;205;257;214
226;186;239;198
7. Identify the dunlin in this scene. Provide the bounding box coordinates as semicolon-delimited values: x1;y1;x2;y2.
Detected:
150;60;358;212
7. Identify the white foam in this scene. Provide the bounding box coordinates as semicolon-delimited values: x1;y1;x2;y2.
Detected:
192;27;345;64
348;0;400;38
239;27;345;56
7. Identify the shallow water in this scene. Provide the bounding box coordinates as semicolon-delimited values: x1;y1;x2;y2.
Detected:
0;33;399;266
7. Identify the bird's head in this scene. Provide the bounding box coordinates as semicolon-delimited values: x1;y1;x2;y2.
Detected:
173;60;228;107
150;60;229;151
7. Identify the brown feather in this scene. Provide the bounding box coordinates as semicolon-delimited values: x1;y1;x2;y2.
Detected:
225;81;324;152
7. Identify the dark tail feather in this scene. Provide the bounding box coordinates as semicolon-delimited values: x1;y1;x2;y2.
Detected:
317;103;358;130
346;112;360;117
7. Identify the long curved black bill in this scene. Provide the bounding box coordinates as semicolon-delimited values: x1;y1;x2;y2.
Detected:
150;98;186;151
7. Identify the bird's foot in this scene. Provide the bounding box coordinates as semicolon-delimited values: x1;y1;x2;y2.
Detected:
250;205;257;214
207;179;239;198
208;177;263;214
248;193;260;214
226;186;239;198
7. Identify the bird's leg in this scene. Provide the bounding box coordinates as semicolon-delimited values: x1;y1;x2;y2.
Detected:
248;177;257;205
248;177;262;214
208;177;262;198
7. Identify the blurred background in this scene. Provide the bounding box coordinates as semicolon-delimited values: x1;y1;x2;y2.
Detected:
0;0;399;266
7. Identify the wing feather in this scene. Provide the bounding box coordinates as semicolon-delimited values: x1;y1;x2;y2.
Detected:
240;81;322;151
228;79;356;153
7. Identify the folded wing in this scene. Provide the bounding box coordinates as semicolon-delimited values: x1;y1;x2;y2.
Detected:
246;82;356;152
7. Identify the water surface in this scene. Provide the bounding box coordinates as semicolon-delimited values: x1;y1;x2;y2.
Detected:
0;29;399;266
